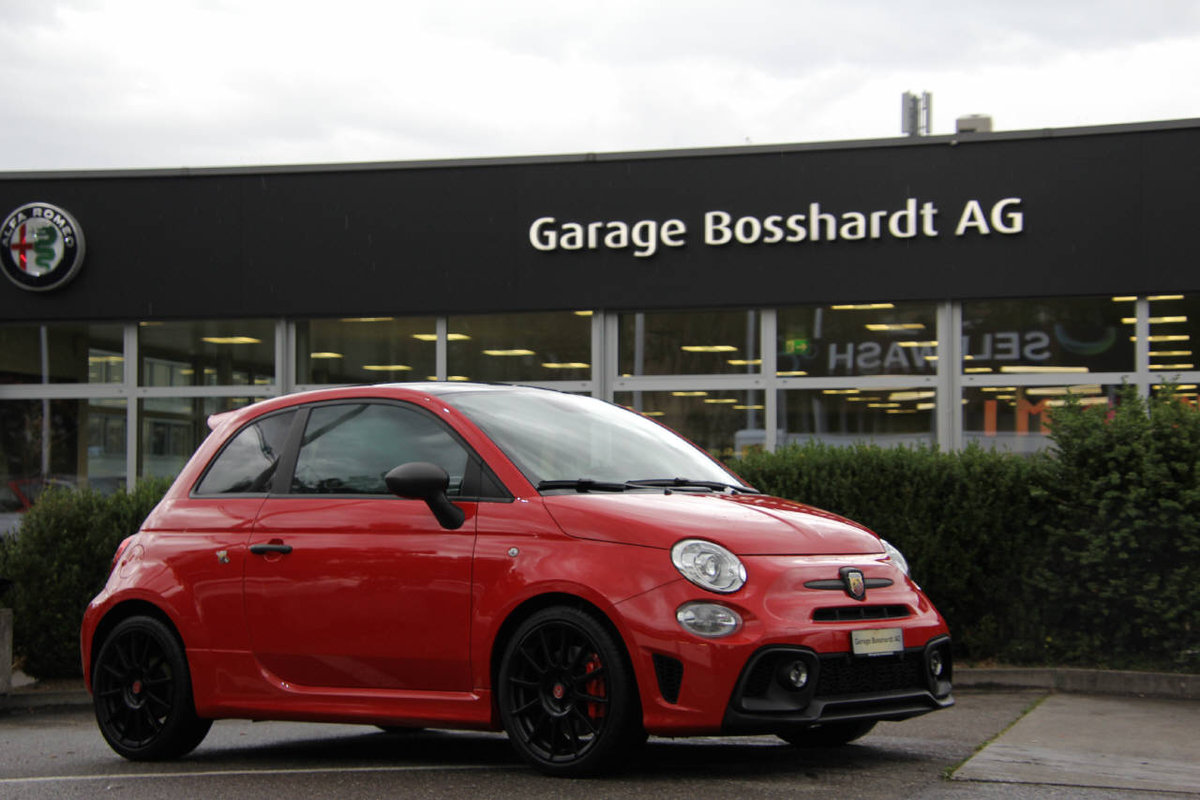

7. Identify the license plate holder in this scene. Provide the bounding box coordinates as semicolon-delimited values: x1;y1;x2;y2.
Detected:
850;627;904;656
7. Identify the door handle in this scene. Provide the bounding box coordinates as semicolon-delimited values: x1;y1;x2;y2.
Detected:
249;542;293;555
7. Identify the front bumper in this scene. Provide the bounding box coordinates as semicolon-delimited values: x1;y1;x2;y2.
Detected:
615;554;954;735
722;636;954;733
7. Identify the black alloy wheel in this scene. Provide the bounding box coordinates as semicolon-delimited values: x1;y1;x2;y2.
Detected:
498;606;641;776
779;719;877;747
92;615;212;760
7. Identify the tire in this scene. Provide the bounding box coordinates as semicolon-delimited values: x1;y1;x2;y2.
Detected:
779;720;876;747
498;606;641;776
92;615;212;760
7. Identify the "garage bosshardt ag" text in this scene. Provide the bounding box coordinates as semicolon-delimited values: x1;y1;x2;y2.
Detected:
529;197;1023;258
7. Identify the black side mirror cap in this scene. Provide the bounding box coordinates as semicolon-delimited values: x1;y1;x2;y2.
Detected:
385;462;466;530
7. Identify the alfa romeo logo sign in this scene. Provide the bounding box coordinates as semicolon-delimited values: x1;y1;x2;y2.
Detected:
1;202;86;292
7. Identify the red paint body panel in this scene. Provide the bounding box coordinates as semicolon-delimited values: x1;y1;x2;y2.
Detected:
81;383;953;742
541;492;883;555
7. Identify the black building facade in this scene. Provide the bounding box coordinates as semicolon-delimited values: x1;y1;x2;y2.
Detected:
2;118;1199;498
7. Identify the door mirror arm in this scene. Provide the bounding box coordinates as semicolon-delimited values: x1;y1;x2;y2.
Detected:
385;462;466;530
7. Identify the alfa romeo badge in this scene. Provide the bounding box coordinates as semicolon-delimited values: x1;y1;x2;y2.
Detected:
1;202;86;291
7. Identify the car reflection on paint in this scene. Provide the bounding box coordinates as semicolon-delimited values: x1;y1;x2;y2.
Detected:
81;383;953;776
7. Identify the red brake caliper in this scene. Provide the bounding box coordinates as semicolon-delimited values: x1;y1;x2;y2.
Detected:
584;654;605;720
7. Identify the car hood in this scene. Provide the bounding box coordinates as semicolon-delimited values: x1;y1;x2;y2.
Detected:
540;492;883;555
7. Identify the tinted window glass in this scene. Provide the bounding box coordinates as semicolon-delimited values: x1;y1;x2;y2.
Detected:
291;403;469;495
448;389;743;488
195;410;296;494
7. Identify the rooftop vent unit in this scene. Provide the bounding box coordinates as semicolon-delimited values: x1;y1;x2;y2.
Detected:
956;114;994;134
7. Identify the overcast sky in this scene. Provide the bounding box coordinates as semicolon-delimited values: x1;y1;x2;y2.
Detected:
3;0;1200;172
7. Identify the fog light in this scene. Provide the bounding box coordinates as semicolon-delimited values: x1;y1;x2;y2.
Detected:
929;649;945;678
676;602;742;638
779;659;809;690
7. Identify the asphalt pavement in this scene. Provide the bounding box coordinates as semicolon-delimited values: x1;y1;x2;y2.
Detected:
4;667;1199;795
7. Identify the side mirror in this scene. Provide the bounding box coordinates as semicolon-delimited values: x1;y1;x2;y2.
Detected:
385;462;466;530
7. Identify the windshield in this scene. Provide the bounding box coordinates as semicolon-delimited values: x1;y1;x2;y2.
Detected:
447;389;749;490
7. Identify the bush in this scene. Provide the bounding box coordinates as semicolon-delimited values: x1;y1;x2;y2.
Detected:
730;386;1200;672
1037;385;1200;668
733;443;1055;663
0;479;171;679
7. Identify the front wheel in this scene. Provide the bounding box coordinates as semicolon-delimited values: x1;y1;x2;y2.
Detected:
779;720;876;747
92;615;212;760
498;606;641;776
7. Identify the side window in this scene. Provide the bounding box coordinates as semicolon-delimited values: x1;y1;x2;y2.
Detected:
195;410;297;495
291;403;471;496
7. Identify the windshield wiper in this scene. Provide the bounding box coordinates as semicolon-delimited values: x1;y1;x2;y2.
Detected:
537;479;632;493
626;478;760;494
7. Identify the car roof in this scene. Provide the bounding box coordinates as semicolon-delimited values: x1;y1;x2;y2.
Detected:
205;382;548;431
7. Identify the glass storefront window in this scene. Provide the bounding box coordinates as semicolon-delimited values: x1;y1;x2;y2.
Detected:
0;322;125;384
619;309;760;376
139;397;258;479
613;389;764;460
776;302;937;378
295;317;437;384
961;296;1134;375
777;387;935;448
0;398;127;525
1151;383;1200;412
963;384;1120;454
1141;294;1198;374
139;320;275;387
449;311;593;382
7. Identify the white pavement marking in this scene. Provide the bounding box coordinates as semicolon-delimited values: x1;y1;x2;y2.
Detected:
0;763;522;785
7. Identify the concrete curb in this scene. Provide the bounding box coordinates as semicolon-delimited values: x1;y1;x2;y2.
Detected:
0;687;91;711
2;666;1197;714
954;667;1200;700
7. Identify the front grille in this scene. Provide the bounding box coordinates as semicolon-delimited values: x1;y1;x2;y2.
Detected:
813;605;911;622
815;653;925;697
653;654;684;704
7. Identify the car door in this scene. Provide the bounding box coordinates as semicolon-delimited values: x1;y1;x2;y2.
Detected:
243;400;478;692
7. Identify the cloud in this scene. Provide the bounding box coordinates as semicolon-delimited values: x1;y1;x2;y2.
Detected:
1;0;1199;170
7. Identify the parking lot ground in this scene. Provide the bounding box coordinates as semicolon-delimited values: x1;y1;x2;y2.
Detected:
0;690;1040;799
3;686;1197;798
953;693;1200;794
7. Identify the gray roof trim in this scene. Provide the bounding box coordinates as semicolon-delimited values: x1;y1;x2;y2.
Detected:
3;117;1199;182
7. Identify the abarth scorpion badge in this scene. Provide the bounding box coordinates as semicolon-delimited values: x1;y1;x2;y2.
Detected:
840;566;867;600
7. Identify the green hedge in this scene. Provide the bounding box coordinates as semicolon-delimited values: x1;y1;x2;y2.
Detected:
4;385;1199;678
731;385;1200;672
732;441;1055;663
0;479;171;679
1035;387;1200;668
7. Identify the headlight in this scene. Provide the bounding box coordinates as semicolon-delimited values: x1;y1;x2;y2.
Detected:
671;539;746;593
676;602;742;638
880;538;910;576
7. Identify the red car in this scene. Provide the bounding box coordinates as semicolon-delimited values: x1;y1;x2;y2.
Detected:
81;383;952;776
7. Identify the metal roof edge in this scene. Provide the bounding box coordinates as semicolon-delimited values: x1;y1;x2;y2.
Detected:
3;117;1199;182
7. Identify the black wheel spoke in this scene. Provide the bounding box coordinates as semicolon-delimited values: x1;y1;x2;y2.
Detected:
519;641;547;675
568;705;599;735
538;628;555;668
575;664;605;685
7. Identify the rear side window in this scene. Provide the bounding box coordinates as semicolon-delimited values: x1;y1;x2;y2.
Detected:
194;410;297;495
291;402;471;496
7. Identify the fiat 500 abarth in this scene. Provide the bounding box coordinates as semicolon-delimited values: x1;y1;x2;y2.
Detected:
82;383;953;776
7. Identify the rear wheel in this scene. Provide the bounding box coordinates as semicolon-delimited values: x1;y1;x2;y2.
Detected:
498;606;640;776
779;720;876;747
92;615;212;760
